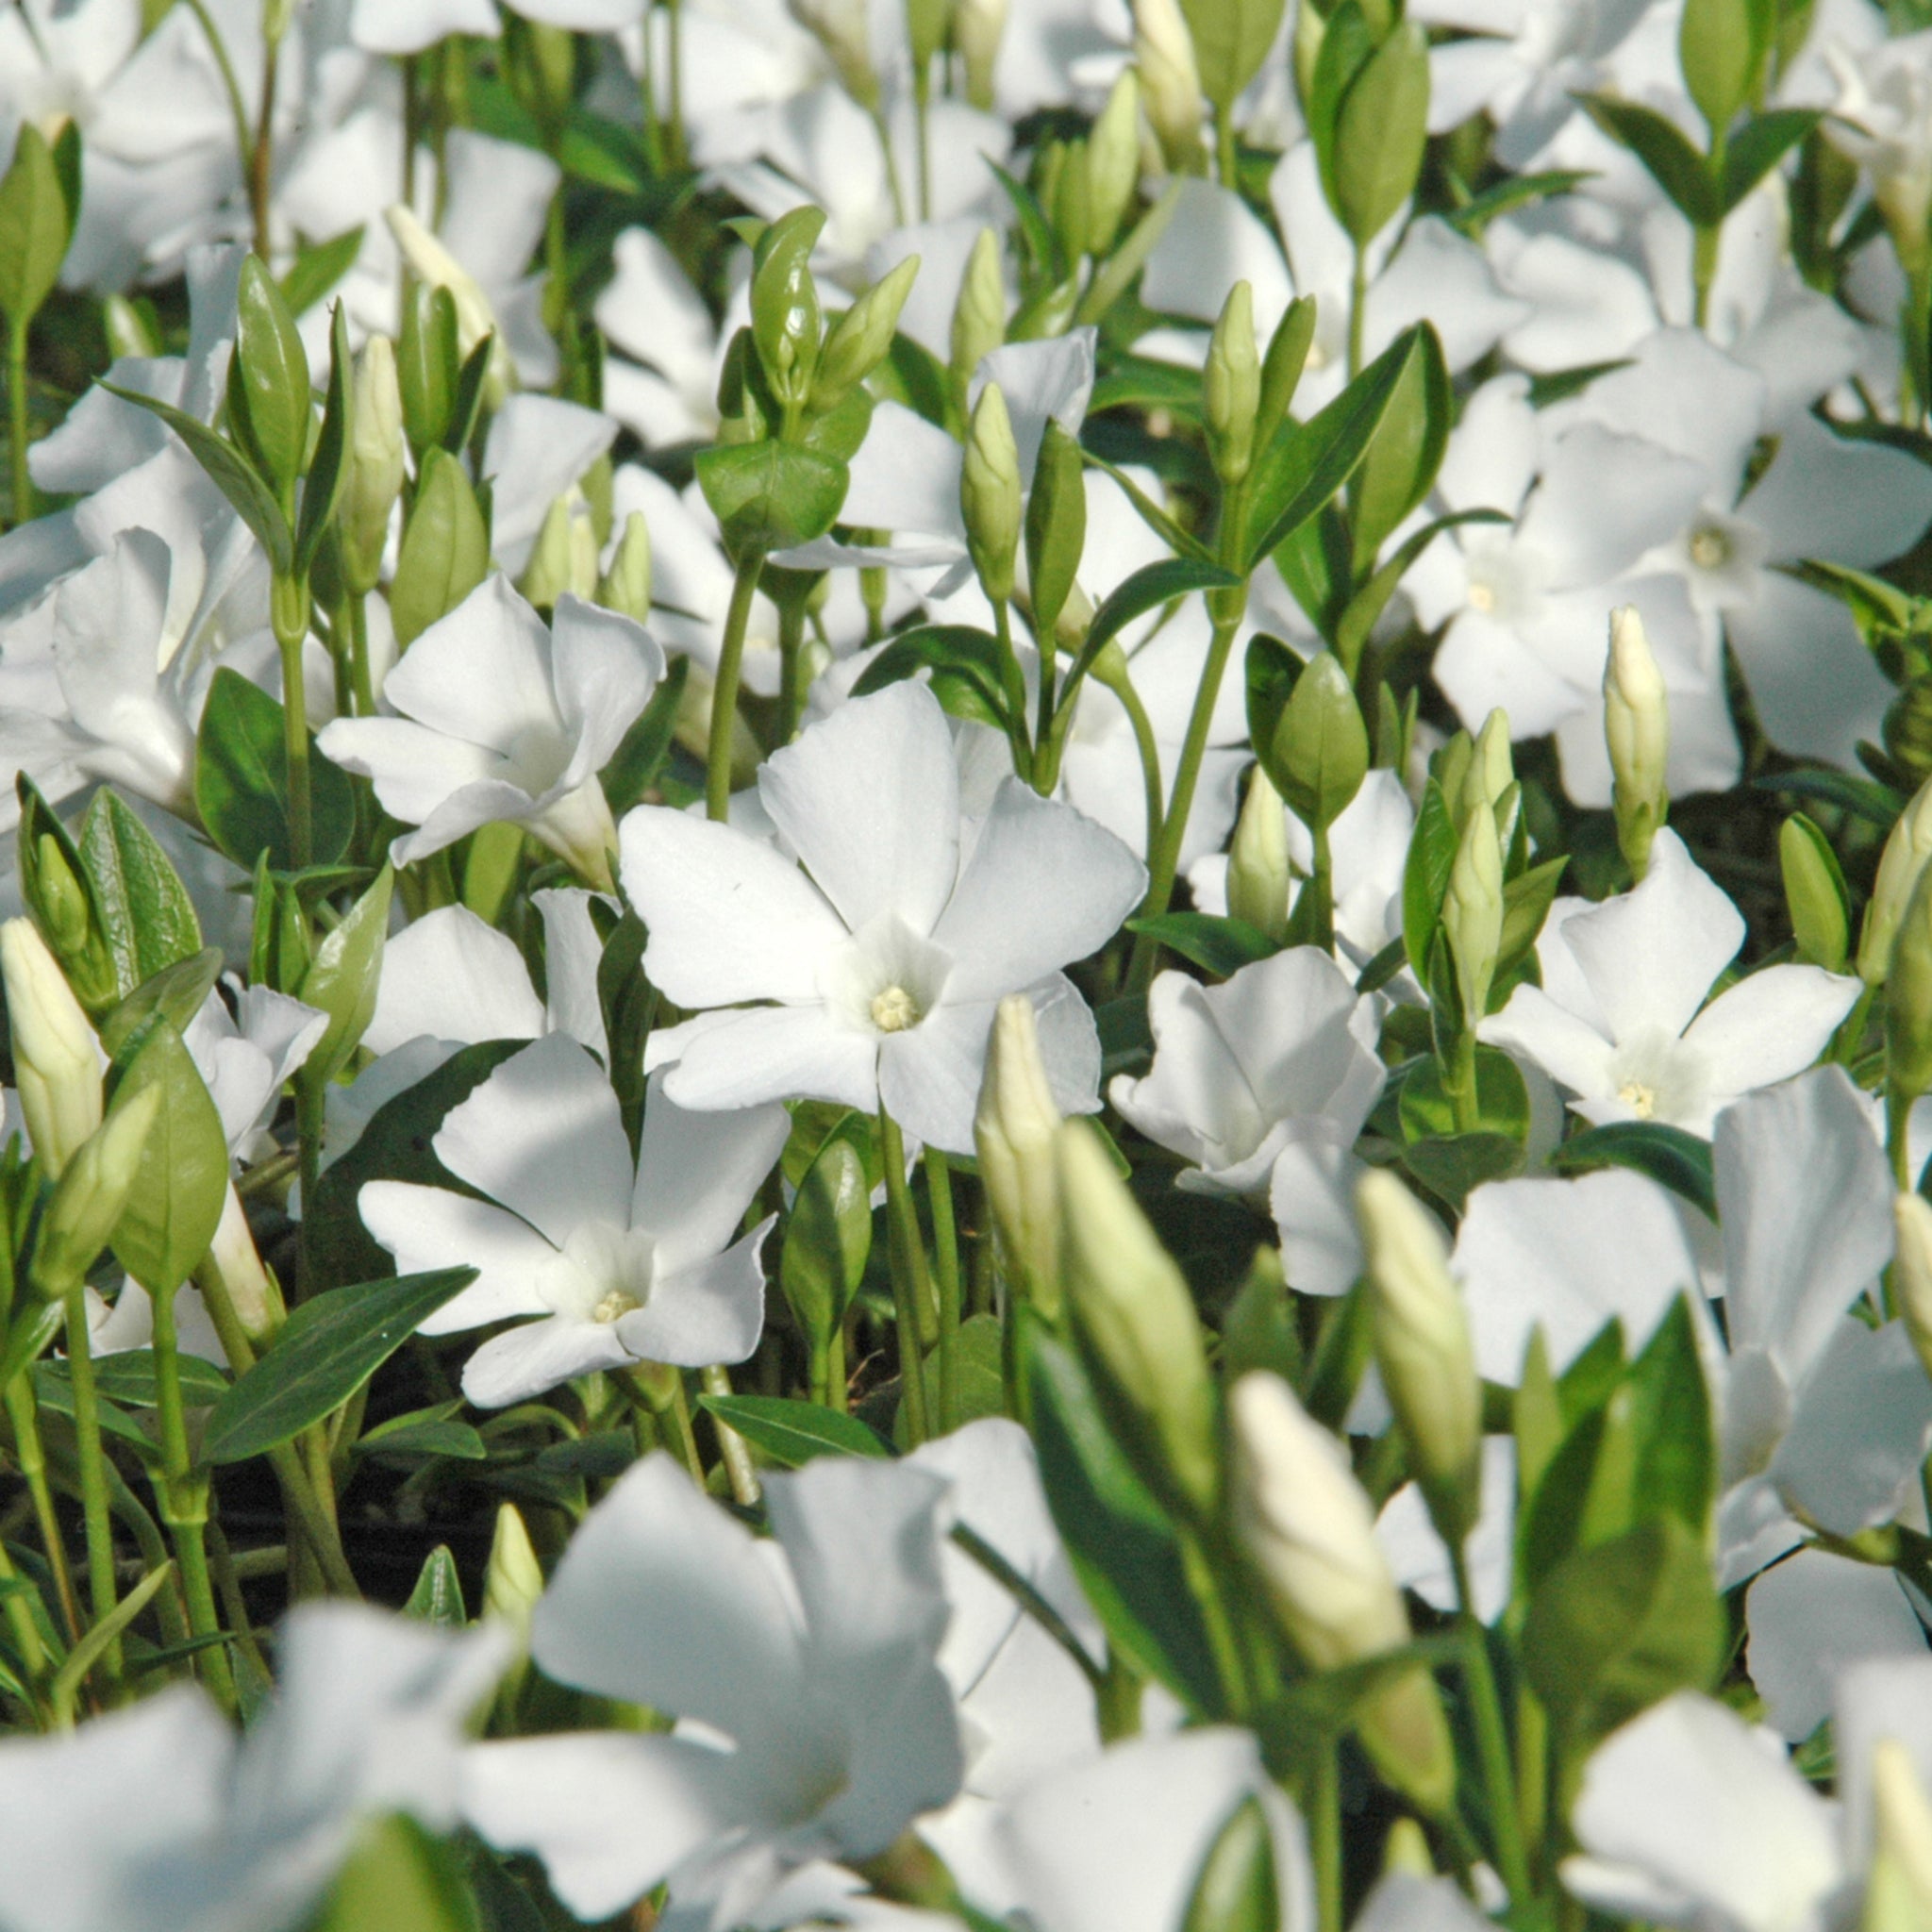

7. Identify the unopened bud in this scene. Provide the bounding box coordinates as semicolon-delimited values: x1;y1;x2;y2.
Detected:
1895;1193;1932;1384
386;206;513;407
1058;1119;1218;1515
1024;421;1087;641
209;1184;284;1343
1134;0;1207;174
519;491;600;612
1605;606;1670;880
956;0;1008;110
1086;71;1142;258
974;995;1064;1316
596;510;653;622
1867;1738;1932;1930
962;381;1022;605
483;1501;545;1708
789;0;879;106
1052;138;1093;263
1863;777;1932;986
1;918;102;1176
33;1087;160;1293
812;255;921;411
341;335;406;594
1205;281;1260;486
1357;1170;1481;1546
1890;864;1932;1104
751;207;826;408
1467;707;1514;820
1227;763;1291;945
951;228;1007;391
1442;801;1504;1025
1781;815;1851;974
1383;1819;1434;1879
1228;1371;1456;1813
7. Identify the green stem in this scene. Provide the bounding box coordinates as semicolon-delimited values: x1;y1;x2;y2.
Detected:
182;0;255;231
1890;1082;1916;1193
149;1285;236;1713
58;1283;121;1685
1448;1029;1481;1135
4;1376;79;1645
1348;245;1368;381
1692;222;1721;333
991;598;1037;784
913;68;933;222
776;590;808;743
274;577;313;871
878;1107;933;1446
1452;1542;1529;1902
665;1374;706;1484
1213;96;1239;190
665;0;687;169
344;591;377;716
869;106;908;227
925;1148;961;1434
0;1529;47;1697
206;1518;272;1686
1103;662;1164;864
708;551;764;822
639;0;665;173
1516;1680;1549;1877
249;30;280;260
8;317;31;530
700;1363;760;1506
1312;1737;1343;1932
294;1073;325;1299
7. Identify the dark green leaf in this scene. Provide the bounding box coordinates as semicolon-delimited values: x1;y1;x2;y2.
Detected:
295;304;353;574
279;225;366;319
1754;766;1907;826
600;653;690;816
851;625;1018;729
1350;324;1449;573
1575;95;1720;226
231;255;313;502
391;447;491;648
403;1544;467;1624
89;1348;229;1407
1125;912;1278;978
1060;558;1242;710
77;790;203;997
194;668;356;872
698;1393;893;1466
1719;108;1818;211
96;949;225;1062
695;441;848;558
1443;170;1597;236
1401;778;1457;977
1548;1122;1718;1219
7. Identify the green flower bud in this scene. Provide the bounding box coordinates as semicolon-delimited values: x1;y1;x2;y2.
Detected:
1227;761;1291;945
906;0;951;70
387;206;513;408
1888;862;1932;1104
1780;814;1851;974
1862;777;1932;986
340;334;407;595
1086;71;1142;258
1058;1118;1218;1515
1442;799;1504;1025
810;254;921;412
519;490;600;612
1134;0;1207;175
299;866;395;1087
974;994;1064;1317
751;207;826;408
955;0;1008;109
1256;295;1318;455
1;917;101;1176
1228;1371;1456;1814
1357;1169;1481;1547
1052;138;1093;264
951;227;1007;391
1024;419;1087;641
1276;653;1369;834
1893;1192;1932;1385
1383;1820;1434;1879
788;0;880;106
1181;1798;1279;1932
962;381;1022;605
596;510;653;622
482;1501;545;1707
1205;280;1260;486
1467;706;1514;820
1604;605;1670;879
32;1086;160;1294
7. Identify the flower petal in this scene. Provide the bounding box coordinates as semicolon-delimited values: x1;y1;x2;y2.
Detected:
358;1182;558;1335
630;1071;791;1273
549;594;665;779
661;1005;881;1116
382;575;560;755
460;1312;638;1408
618;1223;774;1367
364;905;545;1055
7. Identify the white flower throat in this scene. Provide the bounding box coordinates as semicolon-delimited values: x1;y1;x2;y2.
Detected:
543;1223;658;1324
823;909;954;1038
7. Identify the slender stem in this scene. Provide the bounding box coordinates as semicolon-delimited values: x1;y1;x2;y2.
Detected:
249;31;280;260
878;1108;933;1446
665;1374;706;1484
639;0;665;173
0;1526;48;1693
182;0;255;225
274;579;313;870
869;105;908;227
1104;664;1164;864
707;551;764;822
294;1074;325;1298
8;318;31;530
1516;1680;1548;1877
1451;1542;1530;1901
1213;97;1239;190
206;1518;272;1686
776;591;808;744
1448;1029;1481;1135
925;1149;961;1434
1692;222;1721;333
913;69;933;223
58;1283;121;1685
991;599;1037;784
1312;1738;1343;1932
1890;1082;1916;1194
345;591;376;716
149;1285;236;1713
1348;245;1368;380
700;1364;760;1506
665;0;687;169
4;1377;79;1644
543;185;570;337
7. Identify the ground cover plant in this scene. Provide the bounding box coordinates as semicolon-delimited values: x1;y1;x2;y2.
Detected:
10;0;1932;1926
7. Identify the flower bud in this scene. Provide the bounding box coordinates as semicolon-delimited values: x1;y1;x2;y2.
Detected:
811;255;921;412
751;207;825;408
1228;1371;1456;1813
1605;605;1670;880
951;227;1007;391
1086;71;1142;258
1442;800;1504;1025
1;918;102;1177
1867;1739;1932;1930
1466;706;1514;818
1204;281;1260;487
1863;777;1932;986
1357;1170;1481;1546
386;206;513;407
962;381;1022;605
788;0;879;106
1058;1119;1218;1515
974;995;1064;1317
519;491;600;612
1024;421;1087;642
1227;762;1291;945
32;1087;160;1294
209;1183;284;1343
1134;0;1207;175
1890;862;1932;1105
596;510;653;623
1781;814;1851;974
340;335;406;594
956;0;1008;109
1895;1192;1932;1384
483;1501;545;1706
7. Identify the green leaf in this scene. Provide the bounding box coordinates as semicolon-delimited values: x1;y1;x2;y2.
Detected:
90;1348;229;1408
105;1016;229;1295
1442;170;1597;236
1268;651;1369;833
1679;0;1770;141
403;1545;468;1624
799;388;874;464
1623;1294;1717;1539
1548;1122;1718;1219
1754;766;1906;827
781;1132;873;1351
1781;811;1851;971
194;668;356;872
1124;912;1278;978
852;625;1018;731
102;384;292;575
229;255;313;503
1326;20;1431;246
77;790;204;997
1023;1321;1226;1715
0;1302;63;1404
1576;95;1720;225
1246;327;1424;569
313;1814;484;1932
391;446;491;649
1335;508;1509;664
1059;558;1243;713
699;1393;893;1466
1307;2;1376;198
1497;854;1569;979
1522;1515;1725;1748
1400;1130;1525;1208
1077;448;1222;565
600;653;689;817
0;123;71;327
17;773;120;1014
355;1417;489;1462
295;304;353;575
694;441;848;558
1401;777;1457;978
904;1312;1008;1441
1349;324;1449;574
96;948;225;1062
1181;1797;1280;1932
298;865;394;1086
202;1268;476;1465
442;335;493;458
1183;0;1290;107
1718;107;1820;211
399;282;459;457
278;225;366;320
33;1360;165;1460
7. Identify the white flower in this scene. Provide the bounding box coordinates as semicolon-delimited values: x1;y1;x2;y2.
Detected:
620;681;1146;1154
1482;830;1859;1135
318;576;662;892
1826;30;1932;263
359;1034;789;1407
594;225;733;449
460;1452;965;1926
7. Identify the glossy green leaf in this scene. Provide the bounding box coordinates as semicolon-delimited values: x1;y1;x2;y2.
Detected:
0;122;71;326
299;865;394;1086
1576;95;1719;225
1497;854;1569;980
1327;21;1431;245
1719;107;1821;211
1124;912;1279;978
97;948;225;1062
781;1132;873;1350
202;1268;476;1464
1780;811;1851;971
1349;323;1449;573
193;668;356;872
278;225;366;320
852;625;1018;730
600;653;689;816
694;441;847;558
1547;1121;1718;1220
1271;651;1368;833
230;255;313;502
77;789;203;997
403;1544;468;1625
698;1393;892;1466
1334;508;1509;664
17;774;120;1014
1401;777;1457;977
88;1347;229;1408
391;447;491;649
1623;1295;1717;1539
294;303;353;574
1059;558;1243;714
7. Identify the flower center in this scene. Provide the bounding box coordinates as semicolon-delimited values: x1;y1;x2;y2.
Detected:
592;1288;641;1324
1617;1079;1657;1118
870;984;922;1032
1690;526;1730;570
1467;581;1496;612
497;720;574;796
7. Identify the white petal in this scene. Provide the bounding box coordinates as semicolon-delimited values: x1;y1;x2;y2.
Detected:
1270;1122;1369;1297
618;1224;774;1367
631;1070;791;1273
549;593;665;778
1835;1655;1932;1872
661;1004;881;1116
358;1182;558;1335
382;575;560;756
879;1001;997;1156
460;1313;638;1408
365;905;545;1056
1682;967;1862;1120
1724;570;1894;769
1774;1320;1932;1536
